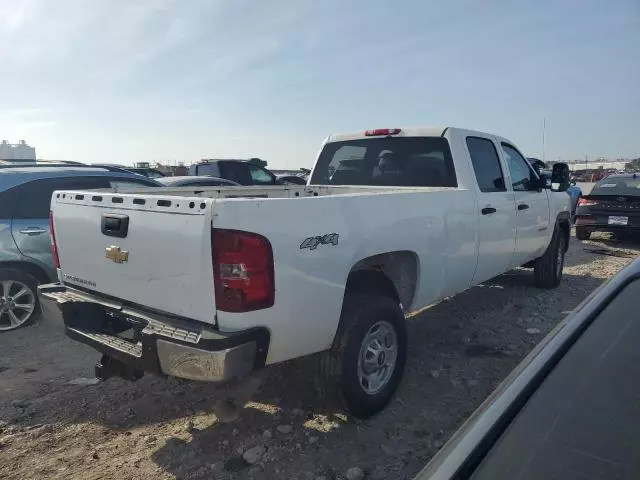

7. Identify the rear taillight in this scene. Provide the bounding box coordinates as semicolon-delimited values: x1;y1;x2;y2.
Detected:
212;229;274;312
577;197;599;207
49;211;60;269
364;128;401;136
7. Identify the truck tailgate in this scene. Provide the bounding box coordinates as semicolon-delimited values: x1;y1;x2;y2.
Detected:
51;192;216;324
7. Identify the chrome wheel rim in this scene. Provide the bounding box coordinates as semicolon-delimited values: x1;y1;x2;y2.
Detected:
556;236;565;278
357;321;398;395
0;280;36;331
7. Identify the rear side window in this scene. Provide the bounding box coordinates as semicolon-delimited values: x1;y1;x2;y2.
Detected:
219;162;252;185
10;177;106;219
0;190;16;218
466;137;506;192
192;163;220;177
309;137;457;187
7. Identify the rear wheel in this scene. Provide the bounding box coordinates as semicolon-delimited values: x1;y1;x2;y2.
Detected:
533;227;565;289
319;293;407;418
0;269;41;331
575;227;591;241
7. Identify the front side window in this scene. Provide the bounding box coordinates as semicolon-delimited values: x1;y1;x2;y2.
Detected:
309;137;457;187
502;144;537;191
248;165;276;185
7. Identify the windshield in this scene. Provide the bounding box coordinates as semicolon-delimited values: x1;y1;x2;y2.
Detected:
309;137;457;187
591;177;640;196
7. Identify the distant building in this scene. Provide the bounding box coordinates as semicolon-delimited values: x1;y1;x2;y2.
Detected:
567;160;627;171
0;140;36;162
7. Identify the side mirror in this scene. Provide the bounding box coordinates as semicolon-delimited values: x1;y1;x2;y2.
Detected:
534;172;551;190
551;163;570;191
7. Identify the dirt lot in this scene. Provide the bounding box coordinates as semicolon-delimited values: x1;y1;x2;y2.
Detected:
1;231;638;480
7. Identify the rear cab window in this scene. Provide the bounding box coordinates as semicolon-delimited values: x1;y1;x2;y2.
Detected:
309;137;457;187
591;178;640;195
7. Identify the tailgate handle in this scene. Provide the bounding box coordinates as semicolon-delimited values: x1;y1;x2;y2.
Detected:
101;214;129;238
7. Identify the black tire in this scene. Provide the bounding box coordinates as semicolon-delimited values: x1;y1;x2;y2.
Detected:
319;293;407;419
575;227;591;241
0;268;41;332
533;227;565;289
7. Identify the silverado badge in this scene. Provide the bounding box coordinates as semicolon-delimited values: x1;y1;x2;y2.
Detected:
105;246;129;264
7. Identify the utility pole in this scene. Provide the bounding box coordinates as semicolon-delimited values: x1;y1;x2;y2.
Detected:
542;118;546;164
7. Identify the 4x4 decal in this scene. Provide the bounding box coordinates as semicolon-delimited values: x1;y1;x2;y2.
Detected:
300;233;339;250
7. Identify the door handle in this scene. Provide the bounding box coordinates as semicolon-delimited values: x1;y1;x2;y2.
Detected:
517;203;530;211
18;228;48;235
481;207;497;215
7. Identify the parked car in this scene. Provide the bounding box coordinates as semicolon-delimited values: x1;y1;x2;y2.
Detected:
126;167;165;178
92;164;165;178
414;255;640;480
188;159;280;186
565;181;582;216
0;166;160;331
574;173;640;240
156;176;241;187
276;174;308;185
40;126;571;418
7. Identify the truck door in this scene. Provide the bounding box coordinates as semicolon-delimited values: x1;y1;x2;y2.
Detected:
465;136;518;285
500;143;551;266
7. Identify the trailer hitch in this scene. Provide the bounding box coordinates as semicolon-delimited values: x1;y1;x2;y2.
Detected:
95;354;144;382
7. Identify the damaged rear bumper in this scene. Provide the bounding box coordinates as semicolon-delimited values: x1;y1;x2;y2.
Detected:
38;283;269;382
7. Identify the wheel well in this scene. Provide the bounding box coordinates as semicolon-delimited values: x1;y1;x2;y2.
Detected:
558;219;570;252
0;261;51;284
346;251;418;311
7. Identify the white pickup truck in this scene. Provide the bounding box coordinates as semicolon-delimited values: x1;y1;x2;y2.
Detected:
39;127;571;418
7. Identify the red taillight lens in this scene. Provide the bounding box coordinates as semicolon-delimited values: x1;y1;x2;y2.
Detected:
577;197;599;207
49;211;60;269
364;128;401;136
212;229;274;313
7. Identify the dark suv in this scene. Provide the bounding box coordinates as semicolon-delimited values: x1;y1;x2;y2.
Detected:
188;159;279;186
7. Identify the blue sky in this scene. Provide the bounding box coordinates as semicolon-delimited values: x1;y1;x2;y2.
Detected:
0;0;638;168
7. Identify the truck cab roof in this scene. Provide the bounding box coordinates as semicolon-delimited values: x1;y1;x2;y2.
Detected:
325;126;515;146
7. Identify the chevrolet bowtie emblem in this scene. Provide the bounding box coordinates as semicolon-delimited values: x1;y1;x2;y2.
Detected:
105;246;129;264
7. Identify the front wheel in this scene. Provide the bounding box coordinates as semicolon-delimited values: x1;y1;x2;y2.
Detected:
0;269;41;332
533;227;566;289
319;293;407;419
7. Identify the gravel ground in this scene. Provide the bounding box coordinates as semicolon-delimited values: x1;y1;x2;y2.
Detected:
1;230;638;480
